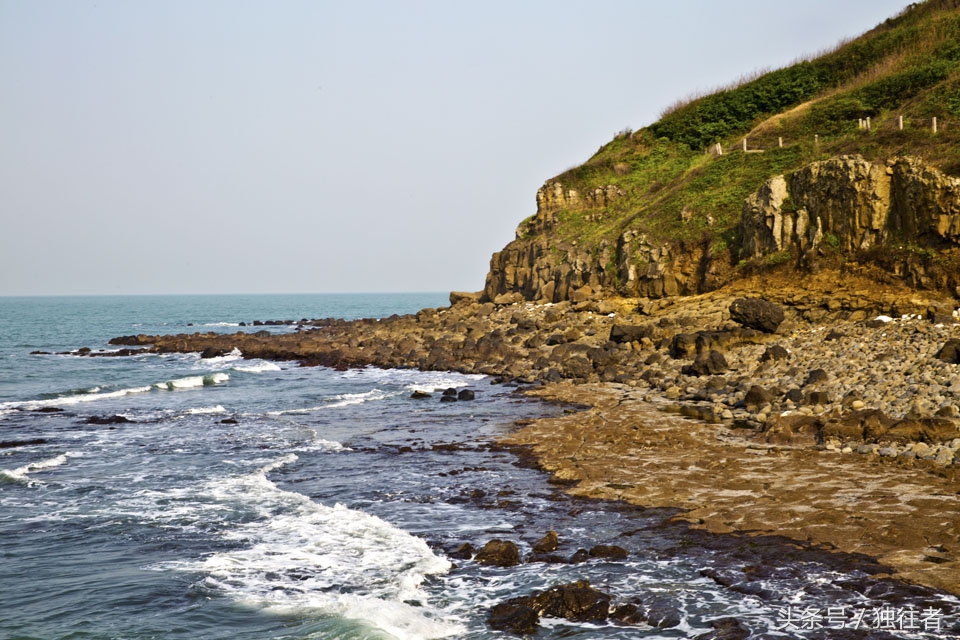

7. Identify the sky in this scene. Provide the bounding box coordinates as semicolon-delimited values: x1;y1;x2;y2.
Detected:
0;0;913;296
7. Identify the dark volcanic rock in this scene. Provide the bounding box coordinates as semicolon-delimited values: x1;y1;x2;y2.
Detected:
530;580;612;622
886;417;960;444
457;389;475;401
804;390;832;406
569;548;590;563
803;368;829;386
783;388;805;403
761;344;789;362
682;350;728;376
743;385;774;410
0;438;48;449
588;544;629;560
86;415;133;425
694;617;750;640
474;539;520;567
449;543;475;560
488;599;540;635
532;530;559;554
729;298;784;333
410;390;431;399
670;333;699;358
936;338;960;363
609;324;656;344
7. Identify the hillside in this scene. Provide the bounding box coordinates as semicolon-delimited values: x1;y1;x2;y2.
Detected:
483;0;960;304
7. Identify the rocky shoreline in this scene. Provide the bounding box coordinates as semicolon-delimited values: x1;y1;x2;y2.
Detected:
105;272;960;597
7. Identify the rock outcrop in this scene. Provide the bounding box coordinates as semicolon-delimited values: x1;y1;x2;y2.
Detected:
740;155;960;290
485;155;960;304
483;171;729;304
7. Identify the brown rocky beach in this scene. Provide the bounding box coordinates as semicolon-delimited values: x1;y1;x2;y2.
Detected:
103;271;960;600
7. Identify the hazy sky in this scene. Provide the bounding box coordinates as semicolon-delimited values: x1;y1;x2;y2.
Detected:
0;0;912;296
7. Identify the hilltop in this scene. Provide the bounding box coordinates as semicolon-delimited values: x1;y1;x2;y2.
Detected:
483;0;960;304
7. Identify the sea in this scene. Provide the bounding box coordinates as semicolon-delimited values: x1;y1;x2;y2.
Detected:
1;294;956;640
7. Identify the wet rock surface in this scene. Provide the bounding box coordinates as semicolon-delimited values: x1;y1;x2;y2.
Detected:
106;272;960;596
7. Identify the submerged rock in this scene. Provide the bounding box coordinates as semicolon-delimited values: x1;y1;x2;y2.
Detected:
488;580;621;634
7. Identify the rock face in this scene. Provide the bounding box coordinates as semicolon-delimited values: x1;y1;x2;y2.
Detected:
483;178;719;303
740;155;960;290
484;155;960;305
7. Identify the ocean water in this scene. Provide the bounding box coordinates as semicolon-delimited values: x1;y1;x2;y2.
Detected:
1;294;956;640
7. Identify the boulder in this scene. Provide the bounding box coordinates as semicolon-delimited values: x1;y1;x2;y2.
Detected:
743;385;774;410
488;599;540;635
670;333;698;358
729;298;785;333
449;543;475;560
682;350;728;376
760;345;789;362
588;544;629;560
85;415;132;425
457;389;475;401
474;539;520;567
804;390;832;406
532;530;559;554
530;580;612;622
885;417;960;444
609;324;656;344
936;339;960;364
449;291;481;306
410;390;431;399
694;617;750;640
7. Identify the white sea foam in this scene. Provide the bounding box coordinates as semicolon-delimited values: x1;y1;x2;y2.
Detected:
1;372;230;413
0;453;71;486
0;385;154;412
161;454;461;638
155;373;230;391
337;368;486;398
187;405;227;415
267;388;397;415
232;361;282;374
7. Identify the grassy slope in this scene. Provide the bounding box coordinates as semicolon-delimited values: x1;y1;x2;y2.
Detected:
533;0;960;258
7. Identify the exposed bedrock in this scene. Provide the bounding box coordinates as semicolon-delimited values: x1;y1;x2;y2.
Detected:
485;155;960;303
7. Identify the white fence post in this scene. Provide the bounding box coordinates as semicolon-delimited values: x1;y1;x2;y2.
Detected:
898;115;903;130
866;117;871;131
742;138;747;152
933;117;938;134
778;136;783;148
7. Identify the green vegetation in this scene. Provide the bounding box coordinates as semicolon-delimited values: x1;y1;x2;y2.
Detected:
527;0;960;265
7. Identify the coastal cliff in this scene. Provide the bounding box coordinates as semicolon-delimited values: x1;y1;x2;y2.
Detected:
483;0;960;303
483;154;960;303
